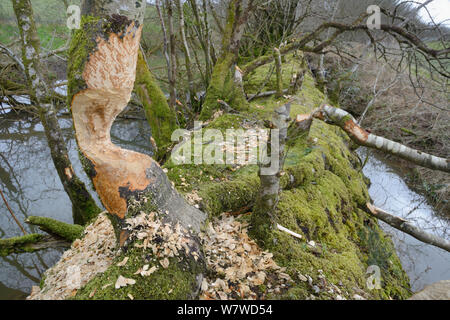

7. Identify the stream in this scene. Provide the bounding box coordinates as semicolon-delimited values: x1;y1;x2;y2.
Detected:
360;149;449;292
0;114;448;299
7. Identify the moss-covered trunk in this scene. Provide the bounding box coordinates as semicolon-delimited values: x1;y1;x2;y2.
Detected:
135;50;179;161
199;0;250;120
11;0;101;225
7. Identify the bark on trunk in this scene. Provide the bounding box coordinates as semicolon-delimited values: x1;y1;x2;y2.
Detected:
366;204;450;252
251;105;315;241
273;48;283;98
165;0;178;111
12;0;101;225
176;0;195;110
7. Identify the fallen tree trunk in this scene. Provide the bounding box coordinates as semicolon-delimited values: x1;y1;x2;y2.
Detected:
366;203;450;252
313;105;449;173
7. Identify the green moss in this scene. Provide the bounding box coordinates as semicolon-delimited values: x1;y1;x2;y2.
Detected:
39;274;47;290
26;216;84;242
199;173;260;216
69;178;102;225
244;52;306;95
0;234;44;256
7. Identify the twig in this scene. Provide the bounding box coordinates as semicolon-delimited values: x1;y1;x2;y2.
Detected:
0;189;27;235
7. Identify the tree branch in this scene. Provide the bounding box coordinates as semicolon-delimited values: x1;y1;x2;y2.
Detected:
25;216;84;242
366;203;450;252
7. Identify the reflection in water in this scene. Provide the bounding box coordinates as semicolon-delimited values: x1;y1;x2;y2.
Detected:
360;149;450;292
0;115;153;299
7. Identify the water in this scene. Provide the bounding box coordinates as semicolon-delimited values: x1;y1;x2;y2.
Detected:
0;114;447;298
361;150;450;292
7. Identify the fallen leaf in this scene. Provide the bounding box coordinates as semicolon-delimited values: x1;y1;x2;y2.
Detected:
89;288;97;298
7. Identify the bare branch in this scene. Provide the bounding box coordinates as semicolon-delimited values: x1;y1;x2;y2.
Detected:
366;203;450;252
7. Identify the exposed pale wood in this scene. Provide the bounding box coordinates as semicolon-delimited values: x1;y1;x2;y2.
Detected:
277;224;303;240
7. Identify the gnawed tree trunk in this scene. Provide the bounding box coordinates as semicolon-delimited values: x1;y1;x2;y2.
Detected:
11;0;101;225
69;0;205;230
134;50;179;161
68;2;207;298
199;0;253;120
